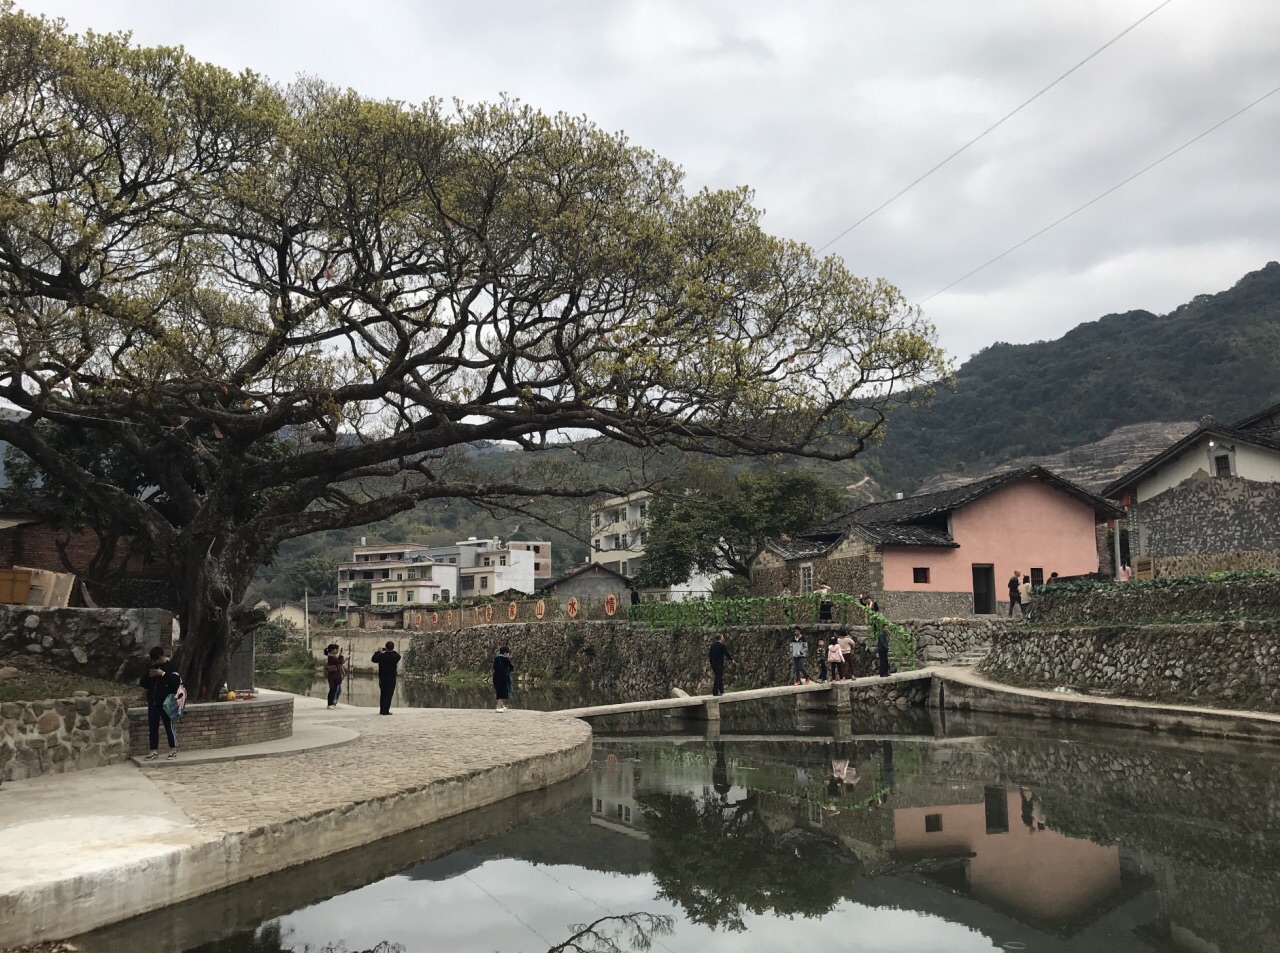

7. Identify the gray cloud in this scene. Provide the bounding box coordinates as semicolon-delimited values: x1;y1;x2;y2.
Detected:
18;0;1280;358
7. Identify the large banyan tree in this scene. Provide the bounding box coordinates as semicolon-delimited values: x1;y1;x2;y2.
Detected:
0;8;948;692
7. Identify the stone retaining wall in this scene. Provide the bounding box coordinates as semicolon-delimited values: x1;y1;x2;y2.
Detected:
1031;573;1280;625
0;606;172;681
1;695;130;781
127;695;293;756
403;619;992;699
1153;548;1280;578
978;620;1280;712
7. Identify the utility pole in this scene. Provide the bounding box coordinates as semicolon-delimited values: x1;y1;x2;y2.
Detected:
304;589;311;653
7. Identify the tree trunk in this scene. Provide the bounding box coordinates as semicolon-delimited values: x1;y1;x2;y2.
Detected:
175;547;240;697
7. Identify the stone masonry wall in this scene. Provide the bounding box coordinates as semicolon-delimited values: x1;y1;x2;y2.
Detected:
1031;573;1280;626
0;606;172;681
403;618;992;699
1138;475;1280;557
126;695;293;756
1154;548;1280;578
979;620;1280;712
1;695;130;781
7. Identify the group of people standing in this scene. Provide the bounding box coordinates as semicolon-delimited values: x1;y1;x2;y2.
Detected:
1006;571;1063;620
710;594;893;694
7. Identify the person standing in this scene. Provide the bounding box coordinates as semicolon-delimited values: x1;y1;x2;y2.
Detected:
709;633;732;696
1008;571;1023;619
861;596;889;677
789;628;812;685
324;643;345;708
1018;575;1033;622
837;628;856;681
825;637;844;682
1119;563;1133;583
372;640;400;715
493;645;514;711
140;645;181;760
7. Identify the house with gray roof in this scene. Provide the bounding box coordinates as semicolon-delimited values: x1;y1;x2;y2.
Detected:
1103;401;1280;577
750;467;1121;618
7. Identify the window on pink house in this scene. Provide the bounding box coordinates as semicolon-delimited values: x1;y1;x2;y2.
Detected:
913;567;930;584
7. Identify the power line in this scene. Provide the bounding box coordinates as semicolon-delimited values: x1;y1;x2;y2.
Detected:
816;0;1178;253
920;80;1280;303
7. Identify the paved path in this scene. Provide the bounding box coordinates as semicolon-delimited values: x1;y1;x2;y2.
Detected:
0;694;591;949
556;669;936;718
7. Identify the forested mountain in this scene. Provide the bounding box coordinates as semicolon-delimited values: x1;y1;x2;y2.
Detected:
868;262;1280;493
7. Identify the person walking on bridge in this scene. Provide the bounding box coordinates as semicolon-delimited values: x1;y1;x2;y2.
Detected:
372;641;400;715
709;633;732;696
789;628;812;685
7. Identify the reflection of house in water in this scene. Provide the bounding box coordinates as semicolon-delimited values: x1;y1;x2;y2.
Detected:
891;784;1145;938
591;747;750;838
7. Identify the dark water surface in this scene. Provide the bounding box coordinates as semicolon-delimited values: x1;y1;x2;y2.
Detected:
76;699;1280;953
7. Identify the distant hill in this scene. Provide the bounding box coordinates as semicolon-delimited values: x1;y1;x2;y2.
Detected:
870;262;1280;493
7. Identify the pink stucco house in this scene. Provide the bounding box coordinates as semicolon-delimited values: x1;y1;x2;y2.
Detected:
749;467;1121;618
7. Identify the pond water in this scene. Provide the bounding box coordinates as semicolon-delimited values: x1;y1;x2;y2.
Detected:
75;701;1280;953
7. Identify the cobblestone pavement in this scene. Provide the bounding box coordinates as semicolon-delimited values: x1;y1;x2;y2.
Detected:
139;702;591;833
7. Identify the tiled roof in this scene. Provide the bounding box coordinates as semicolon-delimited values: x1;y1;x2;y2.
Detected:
851;523;958;548
762;538;834;560
1103;418;1280;497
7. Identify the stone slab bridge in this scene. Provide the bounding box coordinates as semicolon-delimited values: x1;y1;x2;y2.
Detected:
556;669;938;721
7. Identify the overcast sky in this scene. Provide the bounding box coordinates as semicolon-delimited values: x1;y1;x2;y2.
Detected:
19;0;1280;360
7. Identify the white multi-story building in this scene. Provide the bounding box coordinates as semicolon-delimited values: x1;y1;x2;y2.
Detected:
338;536;541;608
588;491;720;600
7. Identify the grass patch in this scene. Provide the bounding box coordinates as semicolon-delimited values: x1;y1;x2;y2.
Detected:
0;656;144;705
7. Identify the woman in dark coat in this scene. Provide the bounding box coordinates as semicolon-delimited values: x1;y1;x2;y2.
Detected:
493;645;514;711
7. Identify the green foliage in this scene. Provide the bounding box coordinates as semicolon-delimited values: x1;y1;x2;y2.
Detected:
637;466;845;586
253;618;296;654
0;8;944;692
1041;568;1276;596
630;594;918;669
710;575;752;599
870;262;1280;492
287;554;338;598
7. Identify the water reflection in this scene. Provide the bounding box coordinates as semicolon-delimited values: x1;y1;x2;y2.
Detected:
77;712;1280;953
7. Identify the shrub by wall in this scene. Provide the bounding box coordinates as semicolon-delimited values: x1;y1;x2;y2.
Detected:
980;620;1280;712
1030;571;1280;626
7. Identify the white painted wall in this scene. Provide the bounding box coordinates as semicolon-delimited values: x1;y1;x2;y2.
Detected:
493;549;536;594
1138;437;1280;501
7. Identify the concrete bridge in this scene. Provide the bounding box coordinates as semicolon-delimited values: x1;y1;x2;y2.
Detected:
556;669;937;721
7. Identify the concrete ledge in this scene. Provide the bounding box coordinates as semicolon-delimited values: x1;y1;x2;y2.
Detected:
0;709;592;947
558;669;936;718
128;719;359;767
934;667;1280;742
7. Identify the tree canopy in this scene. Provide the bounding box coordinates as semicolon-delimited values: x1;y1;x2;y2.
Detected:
0;8;946;690
636;466;846;585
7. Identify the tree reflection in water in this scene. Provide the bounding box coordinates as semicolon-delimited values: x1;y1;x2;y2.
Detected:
638;789;861;932
547;913;675;953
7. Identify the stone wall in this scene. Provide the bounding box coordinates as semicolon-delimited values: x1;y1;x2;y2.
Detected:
879;590;974;620
1031;573;1280;626
1;695;130;781
1136;474;1280;557
0;606;172;681
126;695;293;756
749;539;883;599
403;618;992;699
908;617;1010;662
978;620;1280;711
1153;548;1280;578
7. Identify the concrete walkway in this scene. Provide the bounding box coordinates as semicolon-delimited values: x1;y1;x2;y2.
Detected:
934;666;1280;742
556;668;937;718
0;694;591;949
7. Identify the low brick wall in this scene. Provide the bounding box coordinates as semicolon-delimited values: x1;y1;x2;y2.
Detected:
127;695;293;756
1;695;130;781
1031;573;1280;626
979;620;1280;712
